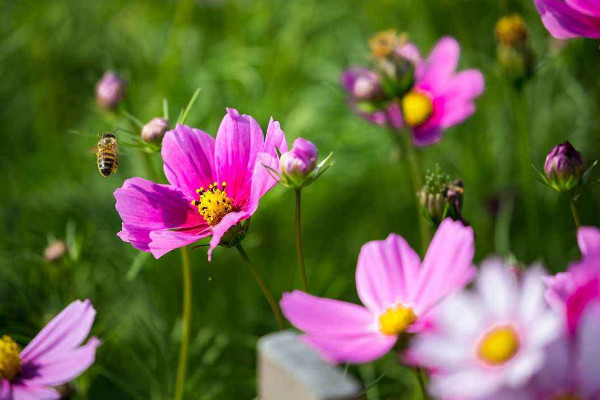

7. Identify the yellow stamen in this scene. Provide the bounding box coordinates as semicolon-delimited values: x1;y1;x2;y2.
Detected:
495;14;528;47
478;326;520;365
401;91;433;127
0;336;21;381
378;306;417;336
191;182;234;226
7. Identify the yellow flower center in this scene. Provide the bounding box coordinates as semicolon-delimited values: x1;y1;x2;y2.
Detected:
191;182;234;226
401;91;433;127
378;306;417;336
495;14;528;46
478;326;520;365
0;336;21;381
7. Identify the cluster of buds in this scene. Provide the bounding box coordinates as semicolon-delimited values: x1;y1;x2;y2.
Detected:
418;166;465;226
495;14;535;86
342;30;416;118
96;71;126;111
537;141;596;193
266;138;333;190
142;117;170;143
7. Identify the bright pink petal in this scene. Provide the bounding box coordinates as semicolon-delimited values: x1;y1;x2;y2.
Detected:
534;0;600;39
21;300;96;364
148;227;211;259
355;233;421;313
301;333;396;364
566;277;600;334
207;211;251;261
162;124;216;200
578;226;600;256
566;0;600;17
214;109;264;204
114;178;205;253
249;118;288;208
418;37;460;93
22;338;100;387
412;219;475;313
439;70;485;129
0;380;12;400
10;385;59;400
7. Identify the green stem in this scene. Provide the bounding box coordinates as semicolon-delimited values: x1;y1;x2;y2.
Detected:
394;130;430;255
412;367;430;400
235;244;285;330
570;198;581;230
174;246;192;400
294;189;308;292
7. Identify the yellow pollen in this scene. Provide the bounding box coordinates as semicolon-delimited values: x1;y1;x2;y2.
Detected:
401;91;433;127
478;326;520;365
378;306;417;336
191;182;234;226
495;14;528;46
0;336;21;381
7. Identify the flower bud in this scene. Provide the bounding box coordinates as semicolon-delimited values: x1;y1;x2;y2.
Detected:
96;71;126;110
280;138;318;185
418;166;465;226
495;14;528;47
352;70;384;102
141;117;169;143
495;15;534;86
44;240;67;263
544;141;585;191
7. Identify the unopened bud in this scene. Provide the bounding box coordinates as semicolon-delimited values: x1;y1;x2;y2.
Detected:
44;240;67;263
495;14;528;47
280;138;318;185
418;166;464;226
495;15;534;85
142;117;169;143
544;141;585;192
96;71;126;111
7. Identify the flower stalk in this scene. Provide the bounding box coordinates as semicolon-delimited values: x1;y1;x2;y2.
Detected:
235;243;285;330
570;198;581;230
412;367;430;400
295;189;308;292
174;246;192;400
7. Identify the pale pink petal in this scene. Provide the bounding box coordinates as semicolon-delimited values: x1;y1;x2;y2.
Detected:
21;300;95;364
518;266;549;325
544;272;573;309
578;226;600;256
10;385;59;400
418;37;460;93
439;70;485;129
534;0;600;39
148;227;211;259
301;332;396;364
410;333;470;368
214;109;264;204
355;233;421;313
413;219;475;313
475;258;518;318
576;302;600;396
162;124;216;200
532;336;571;392
207;211;251;261
22;338;100;387
430;368;504;399
505;352;545;387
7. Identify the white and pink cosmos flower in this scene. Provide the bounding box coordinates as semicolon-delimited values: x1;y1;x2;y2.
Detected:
280;219;475;364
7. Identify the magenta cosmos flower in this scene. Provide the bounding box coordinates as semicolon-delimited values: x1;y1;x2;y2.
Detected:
0;299;100;400
400;37;485;146
534;0;600;44
280;218;475;364
115;108;287;260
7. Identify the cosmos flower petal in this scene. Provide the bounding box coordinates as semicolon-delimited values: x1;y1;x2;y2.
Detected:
534;0;600;39
566;0;600;17
22;338;101;387
439;70;485;129
411;333;470;368
162;124;216;200
578;226;600;256
518;266;548;325
10;385;59;400
300;333;396;364
21;300;96;363
566;277;600;334
505;352;545;387
576;302;600;396
430;368;503;399
412;125;443;147
0;381;11;400
533;335;571;393
418;37;460;92
207;211;251;261
476;258;518;317
149;227;211;259
215;108;265;203
414;219;475;312
355;233;421;313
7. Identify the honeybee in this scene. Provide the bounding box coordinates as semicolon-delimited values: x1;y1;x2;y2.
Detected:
96;133;119;177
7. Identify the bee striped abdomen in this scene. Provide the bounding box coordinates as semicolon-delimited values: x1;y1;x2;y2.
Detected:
96;133;119;177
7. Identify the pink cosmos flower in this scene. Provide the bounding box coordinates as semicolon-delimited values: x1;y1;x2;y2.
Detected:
411;260;561;400
114;108;287;260
0;299;100;400
401;37;485;146
534;0;600;45
545;227;600;313
280;218;475;364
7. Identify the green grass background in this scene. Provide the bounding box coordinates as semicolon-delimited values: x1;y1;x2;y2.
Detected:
1;0;600;398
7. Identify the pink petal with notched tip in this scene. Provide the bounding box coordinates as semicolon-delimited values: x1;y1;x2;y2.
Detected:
355;233;421;314
439;70;485;129
207;211;251;261
417;37;460;94
162;124;216;200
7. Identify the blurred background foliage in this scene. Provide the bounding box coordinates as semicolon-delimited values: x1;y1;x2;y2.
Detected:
1;0;600;398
